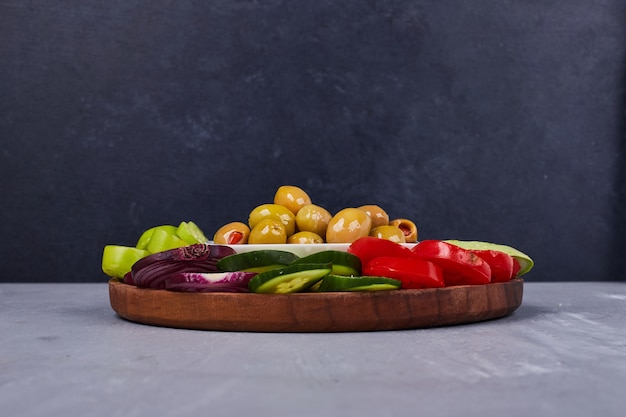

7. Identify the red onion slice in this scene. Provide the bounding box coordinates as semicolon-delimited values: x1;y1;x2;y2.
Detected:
164;272;257;293
131;244;236;289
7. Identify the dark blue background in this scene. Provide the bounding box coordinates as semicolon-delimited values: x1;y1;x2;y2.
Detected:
1;0;625;282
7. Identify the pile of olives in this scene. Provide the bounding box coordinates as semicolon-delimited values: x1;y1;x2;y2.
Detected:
212;185;418;245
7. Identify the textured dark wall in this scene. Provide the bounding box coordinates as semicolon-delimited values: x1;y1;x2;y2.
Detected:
1;0;625;282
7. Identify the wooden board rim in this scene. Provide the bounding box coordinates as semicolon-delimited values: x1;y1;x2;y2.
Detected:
108;278;523;332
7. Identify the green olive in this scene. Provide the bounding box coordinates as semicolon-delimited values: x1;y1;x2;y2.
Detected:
295;204;332;237
326;208;372;243
287;231;324;244
358;205;390;229
213;222;251;245
248;219;287;244
273;185;312;215
369;225;406;243
389;218;418;243
248;203;296;237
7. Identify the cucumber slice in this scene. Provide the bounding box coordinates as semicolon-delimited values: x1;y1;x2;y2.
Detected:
146;228;187;253
249;263;332;294
307;280;324;292
241;264;285;273
176;221;209;245
102;245;149;279
444;240;534;276
217;250;300;272
317;275;402;292
136;225;177;250
347;284;400;291
291;250;361;276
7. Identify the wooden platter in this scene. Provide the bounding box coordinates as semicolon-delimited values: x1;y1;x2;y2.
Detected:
109;278;523;332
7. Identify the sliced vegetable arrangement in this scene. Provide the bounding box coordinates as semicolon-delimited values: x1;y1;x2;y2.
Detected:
102;185;534;294
350;237;533;289
102;221;209;279
119;244;405;293
104;237;533;294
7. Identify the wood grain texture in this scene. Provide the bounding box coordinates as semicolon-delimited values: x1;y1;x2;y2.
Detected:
109;278;523;332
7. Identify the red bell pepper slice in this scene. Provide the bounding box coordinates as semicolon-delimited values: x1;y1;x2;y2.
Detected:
511;258;521;277
363;256;445;289
471;249;515;283
411;240;491;286
348;236;414;267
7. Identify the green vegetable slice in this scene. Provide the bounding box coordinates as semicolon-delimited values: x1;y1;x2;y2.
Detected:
146;228;187;253
136;225;177;250
317;275;402;292
217;250;300;272
176;221;209;245
249;263;332;294
444;240;534;276
291;250;361;276
347;284;400;291
241;264;285;273
102;245;149;278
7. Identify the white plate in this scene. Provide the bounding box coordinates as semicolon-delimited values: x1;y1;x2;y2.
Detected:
217;242;418;258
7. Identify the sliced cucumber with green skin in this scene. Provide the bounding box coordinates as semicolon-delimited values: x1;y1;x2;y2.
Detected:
146;228;187;253
217;250;300;272
176;221;209;245
317;275;402;292
102;245;149;279
291;250;361;276
347;284;400;291
241;264;285;273
136;225;177;250
444;240;534;276
249;263;332;294
307;280;324;292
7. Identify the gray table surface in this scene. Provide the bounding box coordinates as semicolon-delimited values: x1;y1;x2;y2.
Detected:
1;282;625;417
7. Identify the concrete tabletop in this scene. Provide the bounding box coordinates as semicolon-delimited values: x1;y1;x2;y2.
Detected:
1;282;625;417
